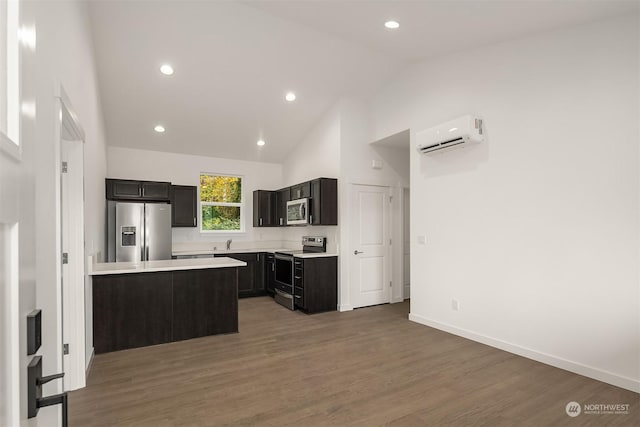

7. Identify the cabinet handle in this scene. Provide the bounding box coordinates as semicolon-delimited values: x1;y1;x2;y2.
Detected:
309;215;313;224
280;218;283;225
259;218;263;226
193;217;196;226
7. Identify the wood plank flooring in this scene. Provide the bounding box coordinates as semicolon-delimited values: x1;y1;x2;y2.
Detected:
69;297;639;426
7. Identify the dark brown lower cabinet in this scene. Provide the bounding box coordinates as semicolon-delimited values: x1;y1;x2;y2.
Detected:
93;267;239;354
216;252;265;298
294;256;338;314
172;269;238;341
93;272;173;354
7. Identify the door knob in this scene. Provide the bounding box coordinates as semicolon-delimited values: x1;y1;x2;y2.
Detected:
354;250;364;255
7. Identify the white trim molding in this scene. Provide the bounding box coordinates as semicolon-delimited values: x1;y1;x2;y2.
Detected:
409;313;640;393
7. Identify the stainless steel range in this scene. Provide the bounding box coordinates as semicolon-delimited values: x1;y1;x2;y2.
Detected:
273;236;326;310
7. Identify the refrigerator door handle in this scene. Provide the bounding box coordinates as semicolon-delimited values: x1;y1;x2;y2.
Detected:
142;205;147;262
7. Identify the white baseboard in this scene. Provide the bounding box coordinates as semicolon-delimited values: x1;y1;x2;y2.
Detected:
338;304;354;312
85;347;95;378
408;313;640;393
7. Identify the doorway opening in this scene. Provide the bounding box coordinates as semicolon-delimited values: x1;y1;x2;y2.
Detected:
348;129;411;309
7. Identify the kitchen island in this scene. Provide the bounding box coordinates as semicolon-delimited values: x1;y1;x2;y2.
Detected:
90;257;246;354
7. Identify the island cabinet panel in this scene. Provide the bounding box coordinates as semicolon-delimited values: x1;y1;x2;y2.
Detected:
172;269;238;341
93;272;173;354
93;267;239;354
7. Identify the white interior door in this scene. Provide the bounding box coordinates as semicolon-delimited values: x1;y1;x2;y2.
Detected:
350;184;391;308
57;90;87;393
60;136;86;391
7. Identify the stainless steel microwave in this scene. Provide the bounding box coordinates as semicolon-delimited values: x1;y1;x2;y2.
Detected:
286;198;308;225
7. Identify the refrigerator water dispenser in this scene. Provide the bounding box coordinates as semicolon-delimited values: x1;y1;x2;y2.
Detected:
121;226;136;246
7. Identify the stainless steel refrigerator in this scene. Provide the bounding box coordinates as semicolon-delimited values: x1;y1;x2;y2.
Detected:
107;201;172;262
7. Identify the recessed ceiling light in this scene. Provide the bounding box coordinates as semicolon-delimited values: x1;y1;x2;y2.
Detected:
384;20;400;29
154;125;165;133
257;139;265;146
285;92;296;102
160;64;174;76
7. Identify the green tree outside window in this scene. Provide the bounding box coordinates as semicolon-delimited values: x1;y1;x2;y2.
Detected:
200;174;243;231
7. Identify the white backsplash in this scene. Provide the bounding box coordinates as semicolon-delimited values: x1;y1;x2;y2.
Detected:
172;225;339;253
282;225;339;253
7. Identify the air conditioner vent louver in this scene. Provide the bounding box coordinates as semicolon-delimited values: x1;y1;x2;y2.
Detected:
416;115;484;155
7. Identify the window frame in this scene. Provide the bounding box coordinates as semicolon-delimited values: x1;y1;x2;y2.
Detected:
199;173;245;234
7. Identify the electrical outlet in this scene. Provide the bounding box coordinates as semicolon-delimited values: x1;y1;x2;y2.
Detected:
417;235;426;245
451;299;459;311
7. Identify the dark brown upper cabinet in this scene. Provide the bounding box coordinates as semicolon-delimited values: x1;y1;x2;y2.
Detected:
276;187;290;226
254;178;338;227
253;190;277;227
106;179;171;202
309;178;338;225
170;185;197;227
290;181;311;200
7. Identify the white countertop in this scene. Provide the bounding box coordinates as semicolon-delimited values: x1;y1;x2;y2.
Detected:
172;248;289;256
89;257;247;276
292;252;338;259
172;248;338;258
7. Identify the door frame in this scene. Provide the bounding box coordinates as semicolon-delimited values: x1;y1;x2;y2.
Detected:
55;85;86;390
401;187;410;300
342;177;404;310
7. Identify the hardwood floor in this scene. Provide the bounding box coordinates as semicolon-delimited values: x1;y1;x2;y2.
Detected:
70;297;639;426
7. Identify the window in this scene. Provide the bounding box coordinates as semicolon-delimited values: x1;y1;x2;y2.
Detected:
200;174;244;232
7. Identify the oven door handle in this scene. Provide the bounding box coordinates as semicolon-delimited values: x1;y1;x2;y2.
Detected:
275;288;293;299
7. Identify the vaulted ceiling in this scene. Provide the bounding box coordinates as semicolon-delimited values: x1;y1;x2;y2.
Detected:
88;1;637;163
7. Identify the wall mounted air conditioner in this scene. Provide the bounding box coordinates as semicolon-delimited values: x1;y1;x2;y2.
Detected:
416;115;484;154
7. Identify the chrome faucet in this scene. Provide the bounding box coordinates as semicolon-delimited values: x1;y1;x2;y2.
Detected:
226;239;232;250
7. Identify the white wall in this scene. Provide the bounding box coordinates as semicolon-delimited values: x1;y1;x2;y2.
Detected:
280;103;341;252
281;103;341;185
370;16;639;391
9;0;108;420
107;146;284;247
338;98;409;309
33;0;107;378
281;98;410;309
